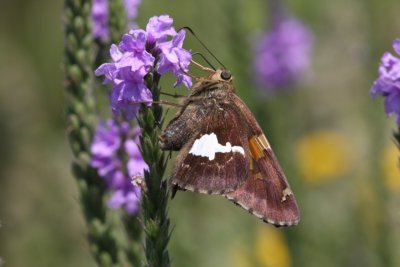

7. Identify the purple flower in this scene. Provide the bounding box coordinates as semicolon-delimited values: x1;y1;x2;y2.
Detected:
91;0;109;40
108;186;141;215
95;32;155;119
371;39;400;125
95;15;192;119
158;30;193;88
90;119;147;215
123;0;141;20
253;18;313;90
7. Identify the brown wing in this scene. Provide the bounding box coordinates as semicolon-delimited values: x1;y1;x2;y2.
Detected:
170;103;251;194
225;94;300;226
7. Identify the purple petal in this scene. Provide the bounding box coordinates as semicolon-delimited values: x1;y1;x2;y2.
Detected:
157;57;174;75
123;105;140;120
121;81;152;103
119;33;146;52
385;91;400;116
95;63;117;82
146;15;177;42
172;30;186;48
115;52;154;76
125;139;141;157
110;44;123;61
380;52;400;74
124;189;141;215
174;72;192;88
107;170;126;188
91;141;118;157
97;159;120;177
370;80;385;97
156;31;192;88
127;157;148;177
109;80;152;118
108;190;125;209
393;39;400;55
110;82;124;111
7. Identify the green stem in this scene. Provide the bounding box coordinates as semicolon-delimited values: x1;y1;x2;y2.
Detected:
108;2;144;265
123;215;143;267
394;128;400;149
364;1;393;266
63;0;124;266
138;73;171;267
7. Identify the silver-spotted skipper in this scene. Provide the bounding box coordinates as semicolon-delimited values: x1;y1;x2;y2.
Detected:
159;69;300;226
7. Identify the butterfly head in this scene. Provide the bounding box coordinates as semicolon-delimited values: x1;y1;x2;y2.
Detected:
190;68;235;96
209;69;233;83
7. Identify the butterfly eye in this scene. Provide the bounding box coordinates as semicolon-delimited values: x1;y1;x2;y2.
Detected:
220;70;231;80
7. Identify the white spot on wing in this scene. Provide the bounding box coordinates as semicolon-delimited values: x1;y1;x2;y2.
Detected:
281;187;293;202
189;133;245;160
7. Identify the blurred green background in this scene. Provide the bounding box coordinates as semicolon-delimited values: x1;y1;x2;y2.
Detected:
1;0;400;266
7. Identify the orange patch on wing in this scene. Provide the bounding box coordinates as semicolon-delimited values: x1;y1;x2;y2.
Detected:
249;136;264;160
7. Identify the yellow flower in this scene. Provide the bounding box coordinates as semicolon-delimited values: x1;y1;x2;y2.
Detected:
381;144;400;192
232;226;291;267
295;130;350;184
254;226;291;267
232;244;253;267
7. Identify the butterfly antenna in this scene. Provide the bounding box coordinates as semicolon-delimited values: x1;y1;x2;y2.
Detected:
160;91;186;98
191;52;216;71
191;59;215;73
179;26;226;69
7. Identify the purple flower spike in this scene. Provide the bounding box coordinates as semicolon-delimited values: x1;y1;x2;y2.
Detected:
253;18;313;90
91;0;109;40
91;119;147;215
371;39;400;125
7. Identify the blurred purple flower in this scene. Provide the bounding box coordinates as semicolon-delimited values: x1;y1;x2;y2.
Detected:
91;0;109;40
108;186;141;215
371;39;400;125
123;0;141;20
253;18;313;90
91;119;147;215
95;15;192;119
91;0;142;40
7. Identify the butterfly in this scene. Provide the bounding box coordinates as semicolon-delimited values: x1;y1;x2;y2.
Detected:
159;68;300;226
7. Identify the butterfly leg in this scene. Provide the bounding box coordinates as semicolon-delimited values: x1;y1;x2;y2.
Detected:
126;100;183;108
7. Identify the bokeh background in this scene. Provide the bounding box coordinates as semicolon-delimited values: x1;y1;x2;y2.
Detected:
1;0;400;266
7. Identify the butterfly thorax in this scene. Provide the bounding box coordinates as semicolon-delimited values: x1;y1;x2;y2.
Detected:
160;70;235;151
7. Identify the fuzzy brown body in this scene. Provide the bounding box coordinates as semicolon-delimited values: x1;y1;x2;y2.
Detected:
159;69;300;226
